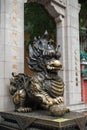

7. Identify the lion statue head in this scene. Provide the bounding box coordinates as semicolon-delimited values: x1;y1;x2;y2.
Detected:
27;33;63;76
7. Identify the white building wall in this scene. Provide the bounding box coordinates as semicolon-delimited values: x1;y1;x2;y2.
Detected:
54;0;83;108
64;0;81;105
0;0;24;111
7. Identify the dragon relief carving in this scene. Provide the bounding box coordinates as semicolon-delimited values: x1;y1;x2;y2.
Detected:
10;33;69;116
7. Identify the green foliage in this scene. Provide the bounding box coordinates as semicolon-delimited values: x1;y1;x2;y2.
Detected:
79;0;87;33
24;2;56;46
80;51;87;60
80;2;87;25
81;66;87;76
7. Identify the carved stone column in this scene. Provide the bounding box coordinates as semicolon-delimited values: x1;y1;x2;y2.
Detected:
0;0;24;111
64;0;82;107
55;0;83;110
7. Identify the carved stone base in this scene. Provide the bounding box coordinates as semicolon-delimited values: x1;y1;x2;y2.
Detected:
0;111;86;130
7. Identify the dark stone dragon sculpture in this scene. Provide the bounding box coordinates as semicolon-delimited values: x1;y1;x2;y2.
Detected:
9;33;69;116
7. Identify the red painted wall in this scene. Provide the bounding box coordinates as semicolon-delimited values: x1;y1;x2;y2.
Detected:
81;64;87;103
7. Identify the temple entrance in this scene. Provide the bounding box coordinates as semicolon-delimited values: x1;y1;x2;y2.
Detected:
0;0;83;112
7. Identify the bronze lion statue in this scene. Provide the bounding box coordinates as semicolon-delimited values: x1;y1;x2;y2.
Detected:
9;34;69;116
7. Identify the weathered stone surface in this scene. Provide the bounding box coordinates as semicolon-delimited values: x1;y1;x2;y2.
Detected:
0;0;24;111
0;111;86;130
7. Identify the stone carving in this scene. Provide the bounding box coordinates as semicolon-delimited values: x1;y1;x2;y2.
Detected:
10;33;69;116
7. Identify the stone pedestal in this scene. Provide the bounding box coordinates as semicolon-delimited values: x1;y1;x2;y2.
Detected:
0;0;24;111
0;111;86;130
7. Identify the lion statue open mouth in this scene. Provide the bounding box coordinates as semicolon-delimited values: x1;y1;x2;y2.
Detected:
9;33;69;116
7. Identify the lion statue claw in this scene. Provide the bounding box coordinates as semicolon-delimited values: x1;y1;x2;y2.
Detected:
10;34;69;116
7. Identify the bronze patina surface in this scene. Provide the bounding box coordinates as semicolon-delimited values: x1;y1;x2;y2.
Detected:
9;33;69;116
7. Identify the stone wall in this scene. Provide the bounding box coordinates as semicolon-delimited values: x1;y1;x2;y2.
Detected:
0;0;24;111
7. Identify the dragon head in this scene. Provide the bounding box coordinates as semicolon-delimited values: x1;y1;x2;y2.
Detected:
27;33;63;75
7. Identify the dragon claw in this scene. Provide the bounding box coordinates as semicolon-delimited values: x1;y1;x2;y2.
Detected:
16;107;32;113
